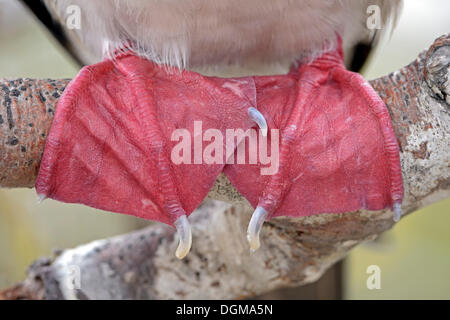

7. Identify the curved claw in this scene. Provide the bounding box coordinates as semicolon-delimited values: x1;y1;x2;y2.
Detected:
37;193;47;204
247;206;268;252
393;202;402;222
248;107;268;137
174;215;192;259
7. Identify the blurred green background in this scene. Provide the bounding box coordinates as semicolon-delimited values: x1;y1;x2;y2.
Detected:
0;0;449;299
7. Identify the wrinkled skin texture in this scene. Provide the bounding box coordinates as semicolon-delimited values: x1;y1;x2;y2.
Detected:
226;49;404;219
35;46;403;227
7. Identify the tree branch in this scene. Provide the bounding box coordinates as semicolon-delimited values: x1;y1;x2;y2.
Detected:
1;35;449;300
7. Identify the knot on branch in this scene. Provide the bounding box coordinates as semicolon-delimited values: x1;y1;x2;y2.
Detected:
424;34;450;105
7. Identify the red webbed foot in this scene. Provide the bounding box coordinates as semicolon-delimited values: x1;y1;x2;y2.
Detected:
224;44;404;250
36;41;403;256
35;51;267;258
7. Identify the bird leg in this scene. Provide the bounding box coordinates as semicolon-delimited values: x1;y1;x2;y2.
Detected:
228;44;404;250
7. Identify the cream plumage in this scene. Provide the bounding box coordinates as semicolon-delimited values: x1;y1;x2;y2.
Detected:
43;0;402;70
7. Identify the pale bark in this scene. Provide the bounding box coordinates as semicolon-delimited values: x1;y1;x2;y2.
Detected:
0;34;449;300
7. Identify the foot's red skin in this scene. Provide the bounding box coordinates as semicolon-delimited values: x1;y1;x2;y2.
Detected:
36;45;403;226
225;47;404;218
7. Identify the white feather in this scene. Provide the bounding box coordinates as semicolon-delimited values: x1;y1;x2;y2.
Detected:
44;0;402;70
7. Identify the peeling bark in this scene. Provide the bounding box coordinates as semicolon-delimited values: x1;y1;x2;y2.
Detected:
0;35;449;300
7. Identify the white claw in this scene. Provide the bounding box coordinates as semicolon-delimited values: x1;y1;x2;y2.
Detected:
37;193;47;204
393;202;402;222
248;107;268;137
247;206;268;252
174;215;192;259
